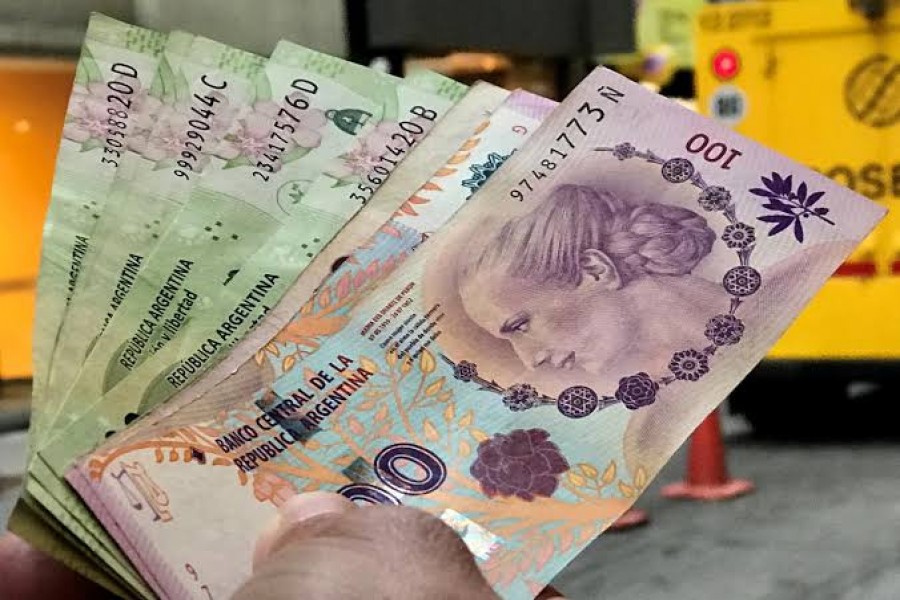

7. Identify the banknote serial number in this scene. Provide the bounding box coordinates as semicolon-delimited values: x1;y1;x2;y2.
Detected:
510;85;624;201
99;63;141;168
252;78;319;182
349;105;439;204
174;75;228;181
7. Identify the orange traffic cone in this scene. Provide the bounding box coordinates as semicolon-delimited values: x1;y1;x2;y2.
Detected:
661;408;754;501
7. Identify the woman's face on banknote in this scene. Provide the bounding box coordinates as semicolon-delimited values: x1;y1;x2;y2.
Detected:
449;183;721;380
459;261;635;375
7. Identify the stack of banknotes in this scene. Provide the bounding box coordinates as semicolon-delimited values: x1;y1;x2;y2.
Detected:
11;13;885;599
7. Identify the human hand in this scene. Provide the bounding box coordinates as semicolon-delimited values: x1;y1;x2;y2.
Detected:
237;491;565;600
0;531;115;600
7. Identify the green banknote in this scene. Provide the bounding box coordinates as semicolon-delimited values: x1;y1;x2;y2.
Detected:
30;13;165;445
38;32;266;449
30;38;392;577
38;66;465;468
22;30;267;591
45;41;393;438
39;77;482;471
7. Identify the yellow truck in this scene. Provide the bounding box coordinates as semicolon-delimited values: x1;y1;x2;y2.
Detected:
694;0;900;434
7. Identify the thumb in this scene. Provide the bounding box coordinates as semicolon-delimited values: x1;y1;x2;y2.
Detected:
238;491;499;600
251;491;354;571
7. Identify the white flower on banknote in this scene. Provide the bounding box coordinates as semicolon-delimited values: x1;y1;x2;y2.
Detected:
267;241;298;266
176;224;206;246
325;118;429;181
127;94;165;144
214;92;326;168
63;82;111;143
63;78;155;146
128;106;186;161
129;92;232;171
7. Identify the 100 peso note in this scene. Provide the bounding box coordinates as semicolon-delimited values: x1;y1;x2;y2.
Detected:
70;68;884;599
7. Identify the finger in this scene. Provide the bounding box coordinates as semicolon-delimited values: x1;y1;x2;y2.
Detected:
0;533;114;600
252;491;354;570
241;503;499;600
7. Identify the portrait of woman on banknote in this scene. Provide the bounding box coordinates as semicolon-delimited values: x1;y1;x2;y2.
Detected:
425;165;854;474
456;183;719;378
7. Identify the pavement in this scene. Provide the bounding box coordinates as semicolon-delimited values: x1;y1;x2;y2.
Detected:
556;437;900;600
1;389;899;599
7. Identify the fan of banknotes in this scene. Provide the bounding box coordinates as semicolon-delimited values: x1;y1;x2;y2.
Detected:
11;12;884;599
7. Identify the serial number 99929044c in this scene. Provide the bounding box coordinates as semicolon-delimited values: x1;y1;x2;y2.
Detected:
173;74;229;181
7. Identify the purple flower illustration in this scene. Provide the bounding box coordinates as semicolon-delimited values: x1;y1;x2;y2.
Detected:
668;349;710;381
721;222;756;249
751;172;834;243
64;79;159;147
661;158;695;183
615;373;659;409
129;101;227;171
470;429;569;501
556;385;600;418
215;92;326;168
127;95;166;145
325;118;431;181
612;142;636;160
63;84;109;143
452;360;478;382
704;314;745;346
502;383;540;412
698;186;732;212
723;265;762;297
128;109;182;161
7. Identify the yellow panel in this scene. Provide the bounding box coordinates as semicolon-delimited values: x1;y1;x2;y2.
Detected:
0;58;74;379
771;278;900;359
695;0;900;360
0;288;37;379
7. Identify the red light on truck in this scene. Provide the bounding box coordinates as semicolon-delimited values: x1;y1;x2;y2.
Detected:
712;49;740;80
834;261;876;277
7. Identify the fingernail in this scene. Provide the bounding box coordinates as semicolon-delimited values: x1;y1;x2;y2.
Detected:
252;492;352;570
